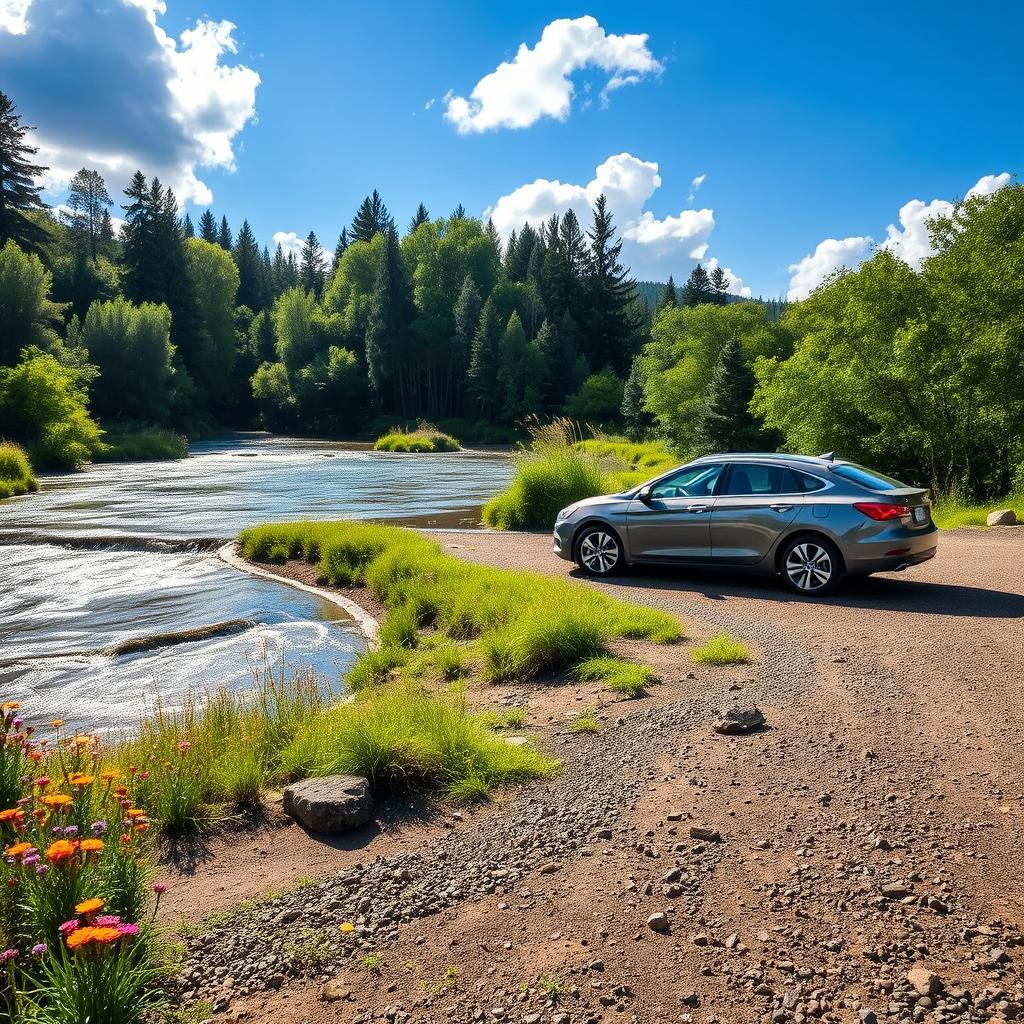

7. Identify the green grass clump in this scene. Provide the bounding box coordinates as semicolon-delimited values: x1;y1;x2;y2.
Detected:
374;422;460;453
576;656;656;698
931;491;1024;530
93;426;188;462
0;440;38;498
569;709;602;734
691;632;751;665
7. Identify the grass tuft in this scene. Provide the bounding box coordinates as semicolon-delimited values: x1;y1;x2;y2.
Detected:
0;440;39;499
576;656;655;698
93;425;188;462
569;709;602;734
691;632;751;665
374;422;460;453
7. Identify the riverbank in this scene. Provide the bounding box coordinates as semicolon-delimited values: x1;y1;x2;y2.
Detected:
161;527;1024;1024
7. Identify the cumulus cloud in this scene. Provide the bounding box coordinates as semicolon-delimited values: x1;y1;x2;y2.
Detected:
444;16;661;134
272;231;304;260
486;153;719;281
787;236;872;302
705;257;752;299
0;0;259;206
688;173;706;202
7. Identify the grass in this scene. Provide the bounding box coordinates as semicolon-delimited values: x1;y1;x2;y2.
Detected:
569;709;602;734
575;655;656;698
479;708;527;730
93;426;188;462
374;422;461;453
0;441;38;499
931;490;1024;529
482;419;678;530
691;632;751;665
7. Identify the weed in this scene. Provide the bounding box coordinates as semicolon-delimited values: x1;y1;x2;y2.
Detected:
570;709;602;734
576;656;655;698
691;633;751;665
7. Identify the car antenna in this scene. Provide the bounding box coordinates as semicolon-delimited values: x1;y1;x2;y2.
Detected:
819;451;835;461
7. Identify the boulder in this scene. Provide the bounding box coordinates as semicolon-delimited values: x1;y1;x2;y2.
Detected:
987;508;1018;527
713;706;766;735
282;775;372;834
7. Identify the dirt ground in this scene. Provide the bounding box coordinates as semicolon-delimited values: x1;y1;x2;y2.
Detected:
163;527;1024;1024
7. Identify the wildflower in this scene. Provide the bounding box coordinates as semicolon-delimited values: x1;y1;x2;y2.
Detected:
22;853;38;867
42;794;72;808
72;736;93;748
0;949;18;962
0;808;22;823
134;822;150;833
66;925;122;950
339;922;356;933
94;915;121;927
151;882;168;895
91;820;106;834
113;785;128;796
63;825;79;837
27;751;42;762
139;770;151;781
126;808;145;818
75;898;104;916
31;943;46;956
4;842;31;859
33;776;51;789
69;774;95;787
100;769;118;782
50;720;63;728
177;740;192;753
57;919;79;937
116;923;140;937
1;702;21;711
45;839;77;864
80;838;103;854
12;719;22;729
35;864;49;875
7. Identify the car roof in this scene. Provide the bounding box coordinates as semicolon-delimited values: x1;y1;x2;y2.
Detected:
690;452;843;468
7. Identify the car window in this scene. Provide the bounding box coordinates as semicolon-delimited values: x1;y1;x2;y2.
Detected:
830;463;907;491
791;469;827;493
722;464;789;496
649;464;724;500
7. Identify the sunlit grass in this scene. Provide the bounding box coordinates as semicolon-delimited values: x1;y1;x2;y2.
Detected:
374;422;460;453
575;655;655;698
569;709;601;734
931;490;1023;529
691;632;751;666
0;440;38;499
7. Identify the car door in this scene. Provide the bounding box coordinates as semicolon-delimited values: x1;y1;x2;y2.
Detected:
626;463;725;562
710;464;802;565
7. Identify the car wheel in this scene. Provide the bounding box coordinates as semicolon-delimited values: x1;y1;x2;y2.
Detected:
575;526;623;576
781;536;842;595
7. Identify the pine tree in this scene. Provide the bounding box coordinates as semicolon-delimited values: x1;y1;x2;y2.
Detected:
710;265;730;305
182;211;195;238
0;92;49;254
656;275;677;313
63;169;112;264
351;189;392;243
484;218;500;249
681;265;715;307
467;296;503;419
234;219;265;310
548;310;581;407
507;223;537;282
199;209;218;243
98;209;116;260
333;228;349;266
218;215;232;250
450;203;466;220
121;171;163;301
408;203;429;233
695;337;764;453
365;225;412;410
452;273;482;411
621;355;654;439
299;231;326;296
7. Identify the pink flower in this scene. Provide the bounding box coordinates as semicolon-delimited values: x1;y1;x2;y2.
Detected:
57;919;79;937
94;915;121;927
116;923;139;937
0;949;18;962
151;882;168;895
177;740;192;753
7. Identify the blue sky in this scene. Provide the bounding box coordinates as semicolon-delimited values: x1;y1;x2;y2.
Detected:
2;0;1019;298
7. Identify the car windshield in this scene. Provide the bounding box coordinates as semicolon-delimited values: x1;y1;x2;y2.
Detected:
648;464;724;499
830;462;907;491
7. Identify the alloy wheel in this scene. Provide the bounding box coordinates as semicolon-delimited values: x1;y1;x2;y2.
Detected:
785;542;833;592
579;531;620;574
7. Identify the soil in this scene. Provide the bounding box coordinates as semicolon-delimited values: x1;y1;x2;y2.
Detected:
163;527;1024;1024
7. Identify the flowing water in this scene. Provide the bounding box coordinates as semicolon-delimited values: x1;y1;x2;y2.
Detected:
0;435;513;730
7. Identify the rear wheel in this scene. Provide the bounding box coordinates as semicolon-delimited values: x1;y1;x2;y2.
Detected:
780;536;842;595
575;526;623;576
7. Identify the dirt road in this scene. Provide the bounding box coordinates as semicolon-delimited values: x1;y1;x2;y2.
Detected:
177;527;1024;1024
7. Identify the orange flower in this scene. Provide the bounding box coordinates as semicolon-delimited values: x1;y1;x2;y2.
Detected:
28;751;42;762
73;736;93;746
42;794;72;808
4;842;30;859
69;774;95;787
66;925;122;950
46;839;78;864
1;702;21;711
113;786;128;797
0;808;22;823
51;720;64;728
79;839;104;854
134;822;150;833
100;769;118;782
75;898;104;915
126;809;145;819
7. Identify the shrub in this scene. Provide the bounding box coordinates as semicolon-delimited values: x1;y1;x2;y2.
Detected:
691;633;751;665
575;656;655;698
931;489;1024;529
374;422;460;453
569;709;601;734
92;427;187;463
0;442;38;499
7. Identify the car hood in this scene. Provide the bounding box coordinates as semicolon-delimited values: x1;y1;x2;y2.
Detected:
568;491;634;513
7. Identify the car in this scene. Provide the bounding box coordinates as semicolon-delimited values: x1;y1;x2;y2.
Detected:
552;452;938;595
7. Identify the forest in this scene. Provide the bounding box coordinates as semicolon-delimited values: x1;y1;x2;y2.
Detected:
1;89;1022;502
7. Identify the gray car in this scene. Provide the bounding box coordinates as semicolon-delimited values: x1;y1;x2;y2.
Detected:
552;453;938;595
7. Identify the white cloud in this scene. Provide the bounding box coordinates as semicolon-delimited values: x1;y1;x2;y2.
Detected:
424;98;435;111
486;153;718;281
444;16;661;134
787;236;872;302
705;257;752;298
272;231;304;260
0;0;259;206
688;173;706;202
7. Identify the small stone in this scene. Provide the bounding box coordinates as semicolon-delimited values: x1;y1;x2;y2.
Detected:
680;992;700;1008
906;968;942;996
539;862;561;875
647;912;670;934
858;1011;878;1024
713;706;766;735
320;976;351;1002
689;826;721;842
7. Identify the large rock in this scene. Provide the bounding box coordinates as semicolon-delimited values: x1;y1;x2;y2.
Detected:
713;706;766;735
906;967;942;996
987;508;1018;527
282;775;372;834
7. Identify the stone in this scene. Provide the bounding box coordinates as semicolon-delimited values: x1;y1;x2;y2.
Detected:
690;826;722;842
539;862;561;875
282;775;372;834
987;509;1018;527
647;912;671;933
713;706;766;735
906;968;942;996
320;976;352;1002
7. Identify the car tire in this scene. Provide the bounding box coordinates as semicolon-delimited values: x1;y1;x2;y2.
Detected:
575;525;623;576
780;535;843;596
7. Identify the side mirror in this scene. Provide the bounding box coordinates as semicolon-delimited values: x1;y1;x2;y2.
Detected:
637;486;652;503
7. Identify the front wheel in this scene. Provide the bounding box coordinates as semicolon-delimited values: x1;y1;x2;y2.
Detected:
780;536;842;596
575;526;623;576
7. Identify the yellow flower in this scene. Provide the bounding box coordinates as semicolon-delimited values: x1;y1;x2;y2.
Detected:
1;702;21;711
42;794;73;808
75;897;104;915
69;774;95;787
50;720;64;728
339;922;355;933
100;769;118;782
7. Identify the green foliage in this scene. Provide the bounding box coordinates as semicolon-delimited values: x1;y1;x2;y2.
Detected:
691;632;751;665
563;367;625;424
0;92;50;255
575;656;656;698
695;336;773;454
931;490;1024;529
92;426;187;463
374;423;461;452
0;441;37;498
0;239;64;365
569;709;601;734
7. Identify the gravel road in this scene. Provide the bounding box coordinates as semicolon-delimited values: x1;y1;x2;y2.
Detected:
177;527;1024;1024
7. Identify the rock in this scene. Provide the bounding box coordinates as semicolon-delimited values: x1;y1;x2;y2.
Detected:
282;775;372;835
680;992;700;1008
906;968;942;996
689;826;722;842
320;975;351;1002
539;862;561;875
858;1011;878;1024
647;912;671;933
987;509;1018;527
713;706;766;735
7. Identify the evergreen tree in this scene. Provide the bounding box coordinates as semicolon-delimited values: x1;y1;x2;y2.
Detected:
452;273;482;412
507;223;537;282
233;219;265;309
710;265;730;305
681;265;715;307
484;218;500;250
656;275;677;313
120;172;163;301
450;203;466;220
333;227;349;266
583;194;638;375
182;211;195;238
218;215;232;250
621;354;655;439
64;169;112;264
351;189;392;243
408;203;429;233
467;296;502;418
695;337;764;452
98;209;117;260
0;92;49;254
497;312;546;422
198;209;218;243
299;230;326;297
365;225;412;410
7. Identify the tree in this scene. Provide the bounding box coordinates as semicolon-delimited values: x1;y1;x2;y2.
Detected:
656;275;678;313
467;296;502;418
364;225;412;409
251;360;295;431
333;228;349;266
198;209;218;243
51;249;119;321
233;220;266;310
564;367;625;424
272;287;321;376
452;273;482;412
0;240;65;365
409;203;429;232
451;203;467;220
621;354;654;439
182;212;195;238
695;337;766;453
351;190;391;243
709;265;730;306
535;313;578;410
97;209;117;261
80;297;175;422
0;93;49;255
681;265;715;307
299;231;326;297
63;169;112;264
497;312;545;422
218;215;232;251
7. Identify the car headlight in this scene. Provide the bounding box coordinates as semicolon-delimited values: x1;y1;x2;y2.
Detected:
556;506;576;522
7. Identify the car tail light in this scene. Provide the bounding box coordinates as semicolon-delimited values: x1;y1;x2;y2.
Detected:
854;502;910;521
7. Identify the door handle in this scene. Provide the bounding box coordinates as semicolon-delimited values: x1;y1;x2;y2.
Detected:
770;504;793;513
686;504;709;513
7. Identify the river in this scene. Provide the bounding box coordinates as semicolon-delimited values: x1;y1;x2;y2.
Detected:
0;435;513;731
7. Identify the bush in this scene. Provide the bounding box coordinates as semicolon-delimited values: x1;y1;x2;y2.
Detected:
374;422;460;453
931;490;1024;529
691;633;751;665
92;427;187;463
0;441;38;499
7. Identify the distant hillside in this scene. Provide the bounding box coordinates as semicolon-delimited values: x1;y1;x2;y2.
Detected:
634;280;788;323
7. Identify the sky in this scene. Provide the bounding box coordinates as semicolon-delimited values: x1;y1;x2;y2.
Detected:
1;0;1020;299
